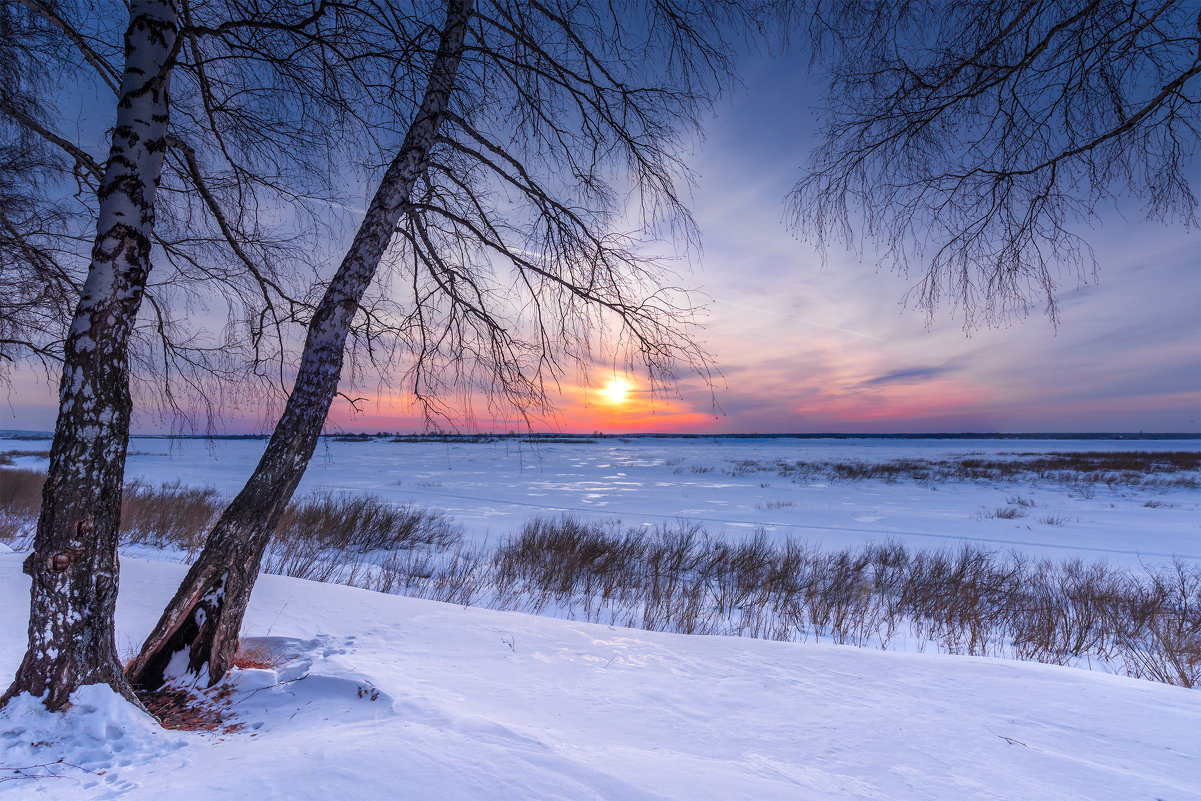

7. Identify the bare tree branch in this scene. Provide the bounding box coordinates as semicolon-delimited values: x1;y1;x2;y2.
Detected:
789;0;1200;328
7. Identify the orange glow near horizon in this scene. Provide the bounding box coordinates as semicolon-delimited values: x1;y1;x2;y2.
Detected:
288;353;1197;436
317;365;1006;434
319;374;721;434
562;373;716;432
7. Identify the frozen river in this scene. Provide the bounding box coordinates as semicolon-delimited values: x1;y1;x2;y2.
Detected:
2;434;1198;564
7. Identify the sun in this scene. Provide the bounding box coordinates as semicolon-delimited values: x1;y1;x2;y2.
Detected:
600;377;632;405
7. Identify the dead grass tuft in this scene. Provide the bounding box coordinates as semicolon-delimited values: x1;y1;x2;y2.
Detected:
231;644;277;671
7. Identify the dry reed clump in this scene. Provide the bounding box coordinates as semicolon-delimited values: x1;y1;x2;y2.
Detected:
0;469;459;571
0;468;45;517
259;493;472;598
0;468;49;548
0;472;1196;687
725;451;1201;489
120;481;225;552
484;516;1201;687
276;492;460;552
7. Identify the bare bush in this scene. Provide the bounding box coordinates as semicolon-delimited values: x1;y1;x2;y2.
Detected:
2;476;1195;687
1118;560;1201;688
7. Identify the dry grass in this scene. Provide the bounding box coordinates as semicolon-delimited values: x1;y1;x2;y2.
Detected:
276;492;460;552
0;468;46;547
1;469;1197;688
120;481;224;552
482;516;1201;687
231;644;277;671
0;470;455;560
726;451;1201;489
134;681;249;733
0;468;45;516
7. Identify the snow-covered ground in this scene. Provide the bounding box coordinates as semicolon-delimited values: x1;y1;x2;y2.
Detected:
4;434;1197;564
1;436;1197;799
1;553;1198;801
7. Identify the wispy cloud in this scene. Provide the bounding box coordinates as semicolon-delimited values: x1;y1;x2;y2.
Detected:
713;299;887;343
858;364;957;387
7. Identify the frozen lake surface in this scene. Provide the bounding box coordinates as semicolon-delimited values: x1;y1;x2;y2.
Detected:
5;434;1195;565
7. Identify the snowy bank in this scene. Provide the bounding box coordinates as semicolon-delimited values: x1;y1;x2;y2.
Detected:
1;553;1197;800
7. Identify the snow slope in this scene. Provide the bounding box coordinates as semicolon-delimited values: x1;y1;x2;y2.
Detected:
1;553;1196;800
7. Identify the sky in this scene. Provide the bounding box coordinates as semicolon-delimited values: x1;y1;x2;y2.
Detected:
3;42;1199;436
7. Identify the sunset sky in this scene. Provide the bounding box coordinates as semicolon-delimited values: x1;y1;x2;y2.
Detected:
4;49;1199;436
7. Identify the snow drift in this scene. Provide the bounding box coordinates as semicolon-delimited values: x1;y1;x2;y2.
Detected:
1;553;1196;800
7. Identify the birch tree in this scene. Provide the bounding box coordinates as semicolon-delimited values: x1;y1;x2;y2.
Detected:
127;0;476;688
1;0;178;710
128;0;745;689
2;0;762;702
1;0;379;710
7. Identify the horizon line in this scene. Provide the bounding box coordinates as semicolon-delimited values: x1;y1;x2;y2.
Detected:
5;429;1201;440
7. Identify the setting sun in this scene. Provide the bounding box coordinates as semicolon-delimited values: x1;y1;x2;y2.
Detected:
600;377;632;405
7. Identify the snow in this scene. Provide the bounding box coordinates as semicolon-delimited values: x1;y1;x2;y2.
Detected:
1;684;184;787
4;435;1193;564
0;554;1197;800
1;435;1197;798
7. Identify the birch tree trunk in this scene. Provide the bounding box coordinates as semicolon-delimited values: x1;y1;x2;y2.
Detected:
1;0;177;711
126;0;473;691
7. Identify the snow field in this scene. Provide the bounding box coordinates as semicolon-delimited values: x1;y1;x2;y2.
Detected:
1;436;1197;798
1;554;1198;800
5;435;1194;565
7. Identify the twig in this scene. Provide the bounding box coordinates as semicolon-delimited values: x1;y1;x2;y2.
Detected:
985;725;1028;747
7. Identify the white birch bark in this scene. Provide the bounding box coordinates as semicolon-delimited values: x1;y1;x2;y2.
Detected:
1;0;178;711
127;0;473;690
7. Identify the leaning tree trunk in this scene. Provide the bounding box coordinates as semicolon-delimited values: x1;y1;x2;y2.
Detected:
1;0;177;712
126;0;473;691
